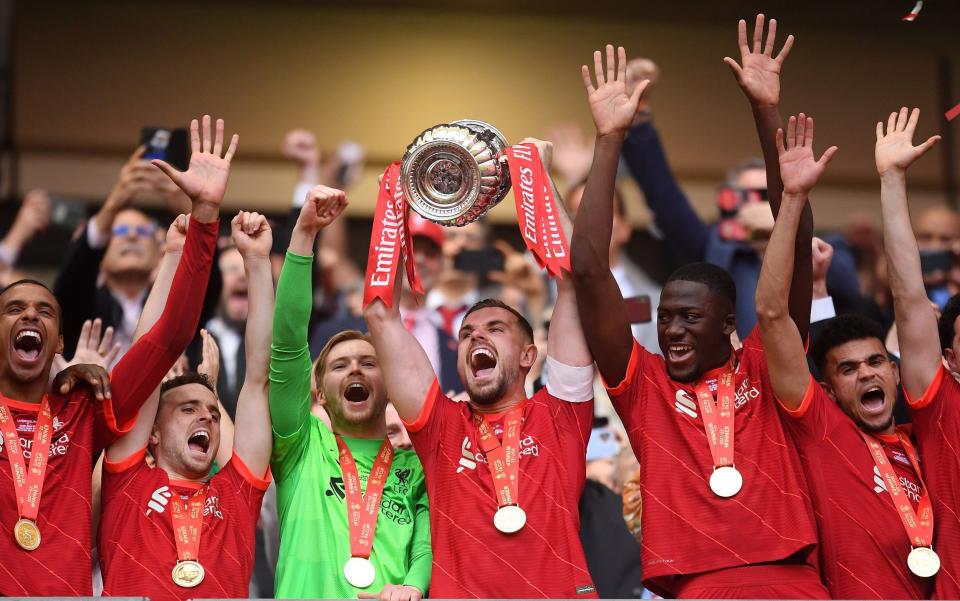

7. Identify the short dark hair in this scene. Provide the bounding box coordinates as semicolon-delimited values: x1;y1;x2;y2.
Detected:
462;298;534;343
0;279;62;332
811;314;887;374
666;262;737;307
939;294;960;352
160;372;216;399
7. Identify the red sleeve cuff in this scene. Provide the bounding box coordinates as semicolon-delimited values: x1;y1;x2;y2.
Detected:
100;394;139;437
602;341;641;396
230;454;271;491
778;376;818;419
104;447;147;474
904;363;946;410
402;379;439;433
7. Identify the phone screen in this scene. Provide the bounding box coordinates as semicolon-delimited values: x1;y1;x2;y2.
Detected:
140;127;190;171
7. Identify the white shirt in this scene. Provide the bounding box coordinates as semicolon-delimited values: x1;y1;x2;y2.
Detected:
205;316;242;389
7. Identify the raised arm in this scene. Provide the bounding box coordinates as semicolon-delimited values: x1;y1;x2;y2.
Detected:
756;115;837;408
269;186;348;439
363;251;437;424
230;211;275;478
725;14;813;338
106;215;187;461
875;107;942;398
571;44;649;385
104;116;237;449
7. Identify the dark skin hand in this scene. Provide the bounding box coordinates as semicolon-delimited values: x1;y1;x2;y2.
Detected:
724;13;813;339
53;363;111;401
570;45;649;385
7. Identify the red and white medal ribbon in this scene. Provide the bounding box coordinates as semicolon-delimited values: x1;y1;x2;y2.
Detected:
475;406;526;533
169;485;207;587
693;364;741;497
337;436;395;588
0;397;53;550
859;429;939;577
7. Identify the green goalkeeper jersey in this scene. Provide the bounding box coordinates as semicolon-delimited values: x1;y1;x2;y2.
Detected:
269;251;431;599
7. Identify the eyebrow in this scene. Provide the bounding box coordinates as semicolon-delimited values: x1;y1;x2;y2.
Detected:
837;353;886;370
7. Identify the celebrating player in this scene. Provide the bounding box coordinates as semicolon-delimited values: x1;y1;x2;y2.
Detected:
0;115;225;596
751;112;939;599
570;41;828;598
364;144;597;598
870;107;957;596
98;200;274;601
269;185;431;600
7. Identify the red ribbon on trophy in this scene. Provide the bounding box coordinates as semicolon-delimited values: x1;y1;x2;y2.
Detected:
363;162;421;309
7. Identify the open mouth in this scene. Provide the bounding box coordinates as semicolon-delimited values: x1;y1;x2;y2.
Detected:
187;430;210;454
13;328;43;362
859;386;886;415
230;288;248;301
470;347;497;379
667;343;695;365
343;381;370;403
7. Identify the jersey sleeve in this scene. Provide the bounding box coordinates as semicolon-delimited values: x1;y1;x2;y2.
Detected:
269;251;315;479
97;217;218;451
905;363;960;435
403;469;432;594
100;448;152;510
404;379;450;465
537;386;594;452
602;339;653;434
778;376;846;444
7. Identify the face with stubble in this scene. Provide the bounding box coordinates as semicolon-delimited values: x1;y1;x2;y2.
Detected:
457;307;536;406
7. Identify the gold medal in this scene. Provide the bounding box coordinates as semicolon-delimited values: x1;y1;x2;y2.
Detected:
171;560;205;588
13;518;40;551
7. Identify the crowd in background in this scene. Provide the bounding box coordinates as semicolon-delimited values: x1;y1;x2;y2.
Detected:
0;46;957;599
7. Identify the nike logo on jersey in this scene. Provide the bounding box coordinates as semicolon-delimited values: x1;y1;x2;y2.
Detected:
146;486;172;515
456;437;477;473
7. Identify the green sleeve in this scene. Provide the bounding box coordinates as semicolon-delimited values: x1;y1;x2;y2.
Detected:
404;478;432;594
269;251;315;473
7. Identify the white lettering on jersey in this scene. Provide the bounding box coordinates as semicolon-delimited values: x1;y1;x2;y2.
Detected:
675;390;697;418
455;434;540;474
146;486;172;515
872;465;921;503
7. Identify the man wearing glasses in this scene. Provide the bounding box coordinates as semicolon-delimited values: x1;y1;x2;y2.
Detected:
54;150;221;363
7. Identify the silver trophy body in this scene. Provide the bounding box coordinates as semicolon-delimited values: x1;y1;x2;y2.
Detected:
401;119;510;227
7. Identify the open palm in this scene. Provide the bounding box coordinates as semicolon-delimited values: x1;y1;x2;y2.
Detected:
777;114;837;195
723;14;793;107
153;115;239;207
875;107;940;175
582;45;648;136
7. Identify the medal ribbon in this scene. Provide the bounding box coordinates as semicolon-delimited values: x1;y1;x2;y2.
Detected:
0;397;54;523
336;436;395;559
858;429;934;548
169;486;206;562
504;144;571;279
475;406;523;508
362;162;421;308
693;365;736;469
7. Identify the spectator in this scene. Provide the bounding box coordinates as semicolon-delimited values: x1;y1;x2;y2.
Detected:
0;190;51;286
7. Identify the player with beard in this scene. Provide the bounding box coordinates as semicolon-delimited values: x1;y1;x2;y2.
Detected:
269;185;430;600
0;115;226;596
570;41;827;598
755;111;938;598
864;107;958;597
97;208;273;601
364;142;597;597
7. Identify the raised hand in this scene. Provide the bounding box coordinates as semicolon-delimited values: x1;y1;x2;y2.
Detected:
281;129;320;168
776;114;837;197
723;14;794;108
231;211;273;259
518;137;554;171
3;189;51;253
581;45;649;137
358;584;423;601
163;214;189;254
295;185;348;233
875;107;941;176
547;124;593;186
52;318;121;374
196;329;221;392
811;236;833;299
152;115;239;223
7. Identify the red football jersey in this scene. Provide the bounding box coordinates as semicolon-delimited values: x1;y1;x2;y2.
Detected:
906;365;960;599
405;379;597;598
99;449;268;601
605;330;819;597
782;378;931;599
0;217;216;596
